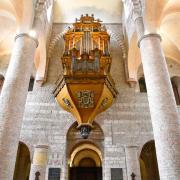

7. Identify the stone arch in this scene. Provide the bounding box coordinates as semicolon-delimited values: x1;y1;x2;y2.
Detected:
67;122;104;180
48;25;70;58
67;121;104;161
144;0;166;31
139;140;160;180
0;1;17;21
13;141;31;180
171;76;180;105
0;0;34;28
162;35;180;65
16;0;34;30
69;143;102;167
0;1;17;57
137;56;180;93
160;0;180;51
106;24;127;59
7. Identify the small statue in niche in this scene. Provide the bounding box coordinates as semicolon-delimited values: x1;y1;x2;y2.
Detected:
79;125;91;139
63;98;73;109
131;172;136;180
35;171;40;180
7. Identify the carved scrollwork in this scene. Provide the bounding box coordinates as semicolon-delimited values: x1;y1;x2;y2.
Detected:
62;98;73;109
77;90;94;108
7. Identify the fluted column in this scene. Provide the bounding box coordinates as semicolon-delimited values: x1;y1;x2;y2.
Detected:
130;0;180;179
29;145;49;180
125;146;141;180
0;33;38;180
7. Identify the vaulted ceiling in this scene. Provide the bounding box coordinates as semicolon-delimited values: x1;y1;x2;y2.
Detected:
127;0;180;80
0;0;180;80
0;0;34;57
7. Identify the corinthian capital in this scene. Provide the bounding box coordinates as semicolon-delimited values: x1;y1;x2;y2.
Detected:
131;0;143;21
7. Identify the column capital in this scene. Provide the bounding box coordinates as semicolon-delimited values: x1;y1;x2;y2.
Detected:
15;33;39;48
138;33;162;48
131;0;143;21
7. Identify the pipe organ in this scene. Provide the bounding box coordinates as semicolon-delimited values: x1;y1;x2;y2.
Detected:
53;14;118;138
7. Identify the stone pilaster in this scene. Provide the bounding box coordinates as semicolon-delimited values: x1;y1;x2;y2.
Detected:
29;145;49;180
130;0;180;179
0;33;38;180
125;146;141;180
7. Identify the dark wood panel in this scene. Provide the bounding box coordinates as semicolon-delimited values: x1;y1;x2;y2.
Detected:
48;168;61;180
70;167;102;180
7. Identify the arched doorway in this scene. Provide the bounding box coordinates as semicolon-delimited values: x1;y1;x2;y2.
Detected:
139;140;160;180
13;142;31;180
67;122;104;180
69;144;102;180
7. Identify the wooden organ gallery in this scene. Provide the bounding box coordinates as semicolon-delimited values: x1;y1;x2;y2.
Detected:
53;14;118;138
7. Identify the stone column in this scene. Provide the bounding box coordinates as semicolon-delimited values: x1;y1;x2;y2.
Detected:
0;33;38;180
29;145;49;180
125;146;141;180
130;0;180;179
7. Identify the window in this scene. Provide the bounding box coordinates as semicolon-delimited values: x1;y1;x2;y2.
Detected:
0;74;5;93
139;77;147;93
171;77;180;105
28;77;35;91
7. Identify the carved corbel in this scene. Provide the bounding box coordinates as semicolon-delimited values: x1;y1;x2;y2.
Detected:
127;78;137;88
131;0;143;21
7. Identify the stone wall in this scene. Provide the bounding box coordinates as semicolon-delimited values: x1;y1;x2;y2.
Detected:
0;23;180;180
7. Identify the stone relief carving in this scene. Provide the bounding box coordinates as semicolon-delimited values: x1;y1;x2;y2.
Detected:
62;98;73;109
101;97;109;108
